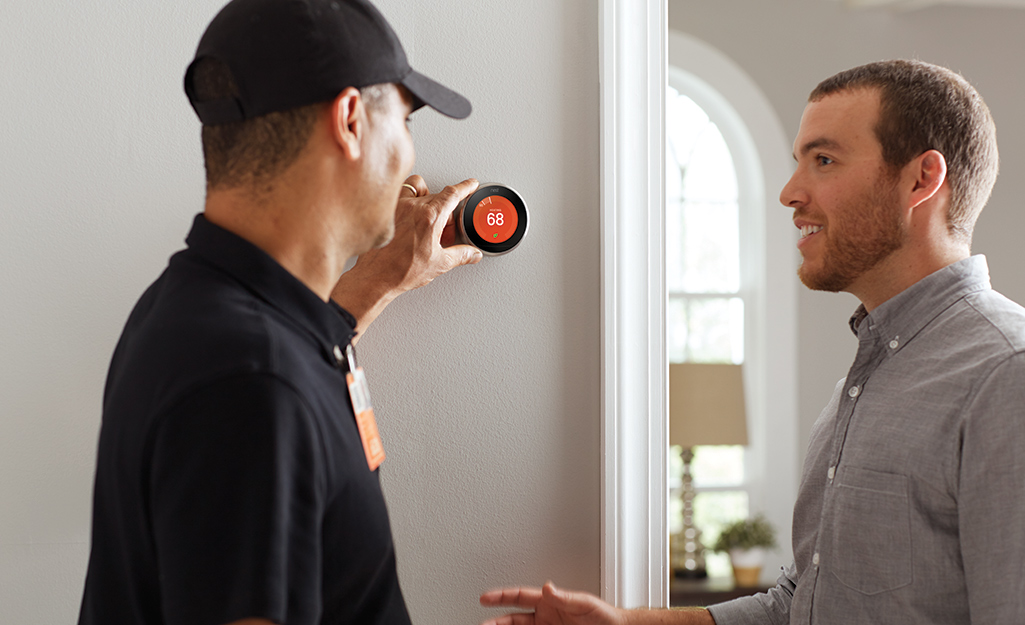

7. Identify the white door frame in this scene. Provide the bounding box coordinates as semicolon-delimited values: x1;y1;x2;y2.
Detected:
599;0;668;609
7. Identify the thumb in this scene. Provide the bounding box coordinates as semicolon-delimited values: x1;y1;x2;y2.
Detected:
445;244;484;267
541;581;569;608
543;582;610;617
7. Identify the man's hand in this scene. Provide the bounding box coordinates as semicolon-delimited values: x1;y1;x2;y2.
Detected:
479;582;627;625
331;175;483;339
479;582;716;625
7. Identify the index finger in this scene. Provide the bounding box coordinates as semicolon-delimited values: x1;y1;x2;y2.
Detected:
430;178;479;222
480;587;543;608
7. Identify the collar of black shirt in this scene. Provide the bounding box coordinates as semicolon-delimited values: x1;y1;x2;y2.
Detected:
183;213;358;365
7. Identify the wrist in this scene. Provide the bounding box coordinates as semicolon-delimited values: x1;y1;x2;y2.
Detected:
331;270;400;335
622;607;713;625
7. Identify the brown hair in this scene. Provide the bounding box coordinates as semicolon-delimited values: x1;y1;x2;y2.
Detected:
191;58;392;190
810;60;998;245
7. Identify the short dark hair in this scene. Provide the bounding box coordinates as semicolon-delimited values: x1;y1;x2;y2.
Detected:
191;58;394;190
190;57;324;190
810;60;998;245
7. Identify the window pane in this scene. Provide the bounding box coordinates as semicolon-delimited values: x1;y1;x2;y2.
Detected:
682;123;738;202
666;87;710;184
666;169;685;289
666;90;740;295
669;486;684;536
729;298;745;365
693;491;749;578
680;122;739;293
691;445;745;488
677;197;740;293
669;450;750;576
667;297;744;364
688;297;742;362
666;82;751;581
666;298;690;363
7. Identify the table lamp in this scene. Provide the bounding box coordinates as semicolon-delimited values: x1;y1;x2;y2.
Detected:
669;362;749;578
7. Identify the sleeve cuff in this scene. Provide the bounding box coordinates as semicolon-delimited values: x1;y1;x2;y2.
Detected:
707;596;770;625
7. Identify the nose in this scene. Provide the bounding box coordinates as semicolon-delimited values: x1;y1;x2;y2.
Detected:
779;167;807;209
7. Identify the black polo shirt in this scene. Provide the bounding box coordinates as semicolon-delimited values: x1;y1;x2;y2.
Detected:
78;215;411;625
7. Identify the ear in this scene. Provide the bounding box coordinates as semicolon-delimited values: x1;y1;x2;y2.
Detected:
330;86;365;161
906;149;947;211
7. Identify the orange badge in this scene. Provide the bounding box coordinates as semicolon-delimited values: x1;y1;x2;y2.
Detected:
347;367;385;471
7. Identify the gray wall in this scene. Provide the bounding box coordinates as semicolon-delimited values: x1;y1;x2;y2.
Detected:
670;0;1025;456
0;1;599;623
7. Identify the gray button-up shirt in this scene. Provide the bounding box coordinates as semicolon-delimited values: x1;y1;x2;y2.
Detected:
709;256;1025;624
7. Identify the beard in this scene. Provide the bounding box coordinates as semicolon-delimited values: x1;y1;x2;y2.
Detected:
797;171;907;293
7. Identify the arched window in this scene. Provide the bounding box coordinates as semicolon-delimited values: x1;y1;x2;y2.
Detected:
667;31;799;583
666;84;747;578
666;90;744;365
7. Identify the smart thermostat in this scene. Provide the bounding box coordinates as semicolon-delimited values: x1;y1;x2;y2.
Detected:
454;183;529;255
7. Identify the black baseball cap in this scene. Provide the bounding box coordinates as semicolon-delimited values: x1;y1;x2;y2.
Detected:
185;0;471;125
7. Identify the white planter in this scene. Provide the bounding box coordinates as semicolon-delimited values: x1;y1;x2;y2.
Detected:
729;547;766;587
728;547;766;568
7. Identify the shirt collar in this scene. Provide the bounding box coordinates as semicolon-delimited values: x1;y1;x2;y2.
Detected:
848;255;992;349
183;214;357;363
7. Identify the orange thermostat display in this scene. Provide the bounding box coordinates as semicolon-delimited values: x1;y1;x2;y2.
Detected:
456;183;529;255
471;195;518;244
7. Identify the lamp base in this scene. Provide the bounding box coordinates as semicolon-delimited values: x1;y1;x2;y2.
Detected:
672;447;708;580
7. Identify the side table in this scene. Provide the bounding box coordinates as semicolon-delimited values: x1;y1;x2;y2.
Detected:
670;577;771;608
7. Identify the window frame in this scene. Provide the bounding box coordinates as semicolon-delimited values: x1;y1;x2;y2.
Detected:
599;0;668;609
599;12;800;605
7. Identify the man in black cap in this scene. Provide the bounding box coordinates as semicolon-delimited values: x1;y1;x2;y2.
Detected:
77;1;478;624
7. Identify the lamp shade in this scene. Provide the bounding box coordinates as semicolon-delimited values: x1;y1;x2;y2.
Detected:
669;363;748;448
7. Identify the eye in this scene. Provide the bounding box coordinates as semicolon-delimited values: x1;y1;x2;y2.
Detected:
817;155;834;166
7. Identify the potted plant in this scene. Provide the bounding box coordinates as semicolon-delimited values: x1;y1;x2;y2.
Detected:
712;514;777;587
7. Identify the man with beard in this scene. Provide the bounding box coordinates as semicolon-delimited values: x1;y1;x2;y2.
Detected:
480;60;1025;625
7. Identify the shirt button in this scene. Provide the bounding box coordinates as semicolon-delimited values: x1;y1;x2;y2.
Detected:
812;552;820;566
333;345;344;365
889;339;899;349
827;466;835;480
848;385;860;398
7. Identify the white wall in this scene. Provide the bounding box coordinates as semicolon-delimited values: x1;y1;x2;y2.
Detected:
669;0;1025;459
0;1;600;623
366;1;601;623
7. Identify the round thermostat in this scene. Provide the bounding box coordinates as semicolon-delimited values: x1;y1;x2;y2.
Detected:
455;183;529;255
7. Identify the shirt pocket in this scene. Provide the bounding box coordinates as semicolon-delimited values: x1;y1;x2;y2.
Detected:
830;466;912;595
